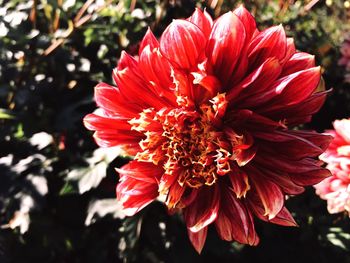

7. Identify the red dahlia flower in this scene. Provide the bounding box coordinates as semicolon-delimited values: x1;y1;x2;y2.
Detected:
315;119;350;215
84;6;332;253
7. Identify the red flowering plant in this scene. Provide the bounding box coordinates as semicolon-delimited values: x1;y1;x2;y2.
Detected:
84;6;332;252
315;119;350;215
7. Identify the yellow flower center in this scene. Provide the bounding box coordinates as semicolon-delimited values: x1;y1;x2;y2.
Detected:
129;94;241;189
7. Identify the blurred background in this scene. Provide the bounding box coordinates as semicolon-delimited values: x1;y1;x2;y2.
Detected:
1;0;350;262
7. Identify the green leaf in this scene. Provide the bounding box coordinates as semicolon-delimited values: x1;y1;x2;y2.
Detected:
0;109;14;119
14;123;24;139
59;182;77;195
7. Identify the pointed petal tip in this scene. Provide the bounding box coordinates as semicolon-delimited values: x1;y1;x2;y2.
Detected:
188;227;207;254
83;114;93;130
139;27;159;54
234;4;247;12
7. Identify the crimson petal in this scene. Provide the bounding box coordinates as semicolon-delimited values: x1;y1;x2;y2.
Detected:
215;187;259;245
187;8;213;38
160;19;206;69
187;227;208;254
206;11;246;86
184;185;220;232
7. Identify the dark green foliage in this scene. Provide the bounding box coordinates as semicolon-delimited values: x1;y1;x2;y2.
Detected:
1;0;350;262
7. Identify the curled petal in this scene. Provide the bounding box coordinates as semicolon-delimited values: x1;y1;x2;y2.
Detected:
291;168;331;186
254;130;332;160
166;182;185;208
270;207;298;226
261;90;328;126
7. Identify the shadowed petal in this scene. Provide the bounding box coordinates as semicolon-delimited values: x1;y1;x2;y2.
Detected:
228;166;251;198
184;185;219;232
282;52;315;76
248;25;287;67
247;193;297;227
206;11;246;86
248;166;284;219
215;187;259;245
229;57;281;106
257;67;321;110
260;90;328;126
188;227;207;254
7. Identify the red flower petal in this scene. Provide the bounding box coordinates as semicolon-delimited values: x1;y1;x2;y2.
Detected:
228;57;281;105
139;45;177;105
282;52;315;77
206;11;246;86
256;67;321;110
233;5;257;41
248;169;284;220
84;113;131;131
187;227;207;254
139;28;159;55
187;8;213;38
166;181;185;208
248;25;287;67
116;161;163;216
247;195;297;227
113;65;171;110
290;168;331;186
244;66;320;110
160;19;206;69
215;187;259;245
228;167;251;198
116;161;162;184
94;83;140;118
261;90;328;125
184;185;220;232
254;130;331;159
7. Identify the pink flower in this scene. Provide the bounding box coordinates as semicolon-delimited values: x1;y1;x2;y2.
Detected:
315;119;350;215
84;6;331;253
